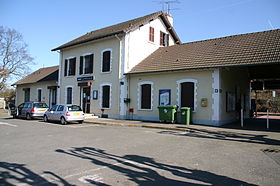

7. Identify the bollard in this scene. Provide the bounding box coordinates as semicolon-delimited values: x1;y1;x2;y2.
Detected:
267;110;269;129
241;108;244;128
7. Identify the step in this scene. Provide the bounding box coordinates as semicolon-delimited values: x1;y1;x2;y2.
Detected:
84;113;99;119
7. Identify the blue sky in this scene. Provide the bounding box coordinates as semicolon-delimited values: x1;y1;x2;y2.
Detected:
1;0;279;72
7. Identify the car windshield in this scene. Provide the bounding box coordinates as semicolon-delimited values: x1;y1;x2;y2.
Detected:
34;103;48;108
67;105;82;111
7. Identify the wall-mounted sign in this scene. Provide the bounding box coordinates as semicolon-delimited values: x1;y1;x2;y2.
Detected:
77;76;94;81
92;90;98;100
159;89;171;105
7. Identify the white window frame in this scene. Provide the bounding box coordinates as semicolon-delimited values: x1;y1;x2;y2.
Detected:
81;53;93;75
100;49;112;73
99;82;112;109
137;81;154;111
176;79;198;111
65;85;73;105
65;56;76;76
36;88;42;102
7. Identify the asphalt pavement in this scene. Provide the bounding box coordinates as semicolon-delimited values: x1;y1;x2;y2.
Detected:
0;113;280;185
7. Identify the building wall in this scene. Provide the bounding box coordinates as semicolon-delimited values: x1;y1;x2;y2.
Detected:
125;17;176;73
59;17;177;119
15;81;57;106
128;70;214;124
59;37;121;117
119;17;177;118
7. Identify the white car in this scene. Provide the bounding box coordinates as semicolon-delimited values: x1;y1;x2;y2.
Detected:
44;104;84;124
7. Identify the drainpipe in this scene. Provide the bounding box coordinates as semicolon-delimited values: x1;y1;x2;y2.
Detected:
115;34;122;119
56;50;62;104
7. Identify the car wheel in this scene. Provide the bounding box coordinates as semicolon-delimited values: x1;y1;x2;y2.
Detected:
43;115;48;122
60;117;67;125
78;120;84;124
26;113;32;120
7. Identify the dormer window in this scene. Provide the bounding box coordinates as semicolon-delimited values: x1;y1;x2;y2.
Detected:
160;31;169;46
149;27;154;42
79;54;94;75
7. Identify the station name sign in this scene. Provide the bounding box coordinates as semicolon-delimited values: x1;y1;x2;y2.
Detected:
77;76;94;81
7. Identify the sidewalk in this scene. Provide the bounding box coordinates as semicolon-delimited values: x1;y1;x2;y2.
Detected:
84;117;280;133
84;118;192;132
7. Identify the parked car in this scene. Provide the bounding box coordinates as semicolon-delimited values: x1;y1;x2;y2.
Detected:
44;104;84;124
14;102;49;120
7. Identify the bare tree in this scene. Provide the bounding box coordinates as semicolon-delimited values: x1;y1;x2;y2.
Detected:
0;26;34;90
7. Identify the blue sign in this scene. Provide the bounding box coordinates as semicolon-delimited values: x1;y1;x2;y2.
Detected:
159;89;171;105
77;76;94;81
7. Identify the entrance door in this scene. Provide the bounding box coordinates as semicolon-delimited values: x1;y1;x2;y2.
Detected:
181;82;194;108
82;87;90;113
49;88;57;107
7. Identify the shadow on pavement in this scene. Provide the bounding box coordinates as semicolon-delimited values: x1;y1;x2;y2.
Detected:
0;162;73;186
158;128;280;146
55;147;257;186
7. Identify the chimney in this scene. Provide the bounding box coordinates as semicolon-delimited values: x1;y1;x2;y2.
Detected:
165;13;173;26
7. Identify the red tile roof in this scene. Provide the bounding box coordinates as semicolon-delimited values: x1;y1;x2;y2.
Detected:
52;11;181;51
128;29;280;74
12;66;59;85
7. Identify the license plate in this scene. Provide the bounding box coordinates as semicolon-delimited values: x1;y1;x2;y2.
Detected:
74;113;80;115
39;110;45;112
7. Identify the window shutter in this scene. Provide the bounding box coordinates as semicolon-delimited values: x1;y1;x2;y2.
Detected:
72;58;76;76
79;56;83;75
69;58;76;76
89;54;94;73
160;31;164;46
149;27;154;42
64;59;68;76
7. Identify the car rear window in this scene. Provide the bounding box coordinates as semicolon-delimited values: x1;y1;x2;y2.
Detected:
67;105;82;111
34;103;48;108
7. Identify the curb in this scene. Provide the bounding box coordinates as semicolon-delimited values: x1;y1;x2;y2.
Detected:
84;120;190;132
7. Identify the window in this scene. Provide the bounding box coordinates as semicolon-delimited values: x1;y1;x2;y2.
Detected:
64;57;76;76
50;105;58;111
149;27;154;42
80;54;94;75
160;31;169;46
57;105;64;111
102;85;110;108
24;88;30;102
66;87;72;104
102;50;111;73
34;103;48;108
37;89;42;102
141;84;152;109
68;105;82;111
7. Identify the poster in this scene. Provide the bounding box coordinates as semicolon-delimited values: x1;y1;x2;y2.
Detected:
159;89;171;105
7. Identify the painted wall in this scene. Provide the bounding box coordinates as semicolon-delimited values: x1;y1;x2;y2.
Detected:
15;81;57;106
59;37;121;118
119;17;177;118
220;67;250;123
125;17;176;73
128;70;214;124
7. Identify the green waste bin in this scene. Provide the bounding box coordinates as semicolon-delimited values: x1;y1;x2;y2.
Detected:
158;105;178;123
181;107;192;125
